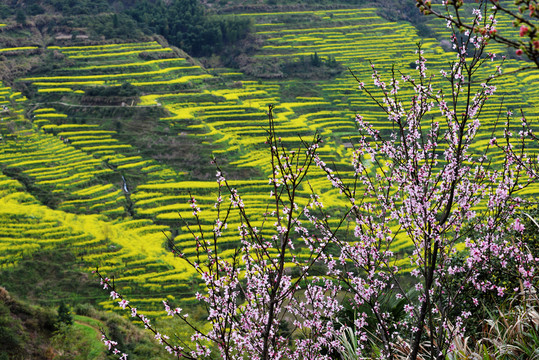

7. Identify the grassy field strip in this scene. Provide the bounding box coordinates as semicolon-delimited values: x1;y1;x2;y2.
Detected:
72;315;107;359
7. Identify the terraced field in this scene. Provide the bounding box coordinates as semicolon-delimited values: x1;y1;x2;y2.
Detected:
1;7;538;315
0;82;196;314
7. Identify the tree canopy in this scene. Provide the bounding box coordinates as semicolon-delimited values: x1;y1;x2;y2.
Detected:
1;0;253;57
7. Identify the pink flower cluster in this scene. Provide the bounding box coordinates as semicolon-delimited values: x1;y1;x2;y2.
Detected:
101;334;128;360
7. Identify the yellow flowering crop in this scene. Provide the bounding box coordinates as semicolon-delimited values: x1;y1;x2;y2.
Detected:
49;41;159;51
67;47;173;59
61;43;162;55
80;144;131;151
22;65;201;82
33;108;57;113
57;130;116;136
0;46;38;52
37;88;74;93
131;74;211;86
117;161;150;170
35;81;105;86
34;113;68;118
63;190;122;205
72;184;114;197
74;58;186;71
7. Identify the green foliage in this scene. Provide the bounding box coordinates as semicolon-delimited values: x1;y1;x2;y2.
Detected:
310;51;321;67
1;0;108;17
46;0;109;15
0;301;26;355
102;312;171;359
72;12;145;41
336;292;407;335
279;53;343;79
0;287;57;359
126;0;253;56
27;4;46;16
280;81;322;101
0;287;170;359
85;83;141;97
338;325;360;360
447;293;539;359
0;4;12;18
440;227;538;339
56;302;74;327
15;9;26;24
74;303;98;317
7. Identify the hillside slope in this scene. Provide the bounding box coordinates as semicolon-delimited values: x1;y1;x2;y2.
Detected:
0;0;538;341
0;286;171;359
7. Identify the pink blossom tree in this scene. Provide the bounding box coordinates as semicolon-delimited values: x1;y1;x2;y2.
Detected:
95;5;538;360
316;43;538;360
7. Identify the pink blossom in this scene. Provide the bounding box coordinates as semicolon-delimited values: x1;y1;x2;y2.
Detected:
118;299;129;309
102;339;117;350
513;218;525;232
